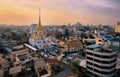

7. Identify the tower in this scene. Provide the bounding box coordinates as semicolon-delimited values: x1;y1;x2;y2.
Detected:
35;8;45;39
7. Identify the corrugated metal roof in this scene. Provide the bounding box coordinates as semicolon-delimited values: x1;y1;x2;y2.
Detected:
100;33;120;42
24;43;37;51
87;44;100;49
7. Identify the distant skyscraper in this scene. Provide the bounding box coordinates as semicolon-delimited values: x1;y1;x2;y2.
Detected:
86;44;116;77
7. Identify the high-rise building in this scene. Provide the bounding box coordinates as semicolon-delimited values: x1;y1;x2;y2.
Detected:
86;44;116;77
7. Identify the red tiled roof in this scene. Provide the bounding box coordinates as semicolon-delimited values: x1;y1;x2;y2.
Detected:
47;58;59;64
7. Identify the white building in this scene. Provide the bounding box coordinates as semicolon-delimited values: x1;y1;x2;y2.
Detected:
86;44;116;77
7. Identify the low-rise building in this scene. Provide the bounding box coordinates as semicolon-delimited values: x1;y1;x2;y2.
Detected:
34;58;51;77
10;45;32;64
59;38;83;52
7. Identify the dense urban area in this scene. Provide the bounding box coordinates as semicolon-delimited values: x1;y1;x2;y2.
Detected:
0;19;120;77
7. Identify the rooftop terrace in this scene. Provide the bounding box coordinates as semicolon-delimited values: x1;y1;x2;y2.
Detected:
87;44;116;53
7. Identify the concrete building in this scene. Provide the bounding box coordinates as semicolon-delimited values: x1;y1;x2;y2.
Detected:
65;38;83;52
10;45;32;64
58;37;83;52
95;36;110;46
33;58;51;77
86;44;116;77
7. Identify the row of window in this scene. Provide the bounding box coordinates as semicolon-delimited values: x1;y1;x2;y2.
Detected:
87;48;113;53
87;56;116;64
87;52;116;57
87;61;116;69
86;52;116;58
87;70;116;77
87;66;116;75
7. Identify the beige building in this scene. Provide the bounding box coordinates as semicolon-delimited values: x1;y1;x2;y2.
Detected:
115;23;120;33
93;32;110;46
10;45;32;63
59;38;83;52
33;58;51;77
95;36;110;46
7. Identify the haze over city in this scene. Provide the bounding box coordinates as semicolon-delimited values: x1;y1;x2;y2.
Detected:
0;0;120;25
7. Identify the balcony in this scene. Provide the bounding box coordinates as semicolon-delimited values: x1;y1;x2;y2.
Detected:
87;59;116;67
86;55;116;62
87;64;115;72
86;49;116;56
87;68;116;77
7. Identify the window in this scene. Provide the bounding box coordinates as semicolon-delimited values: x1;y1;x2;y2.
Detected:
94;69;101;73
87;52;93;55
87;61;93;65
94;64;101;68
101;71;110;74
94;54;101;57
104;40;107;42
101;61;109;64
94;59;101;63
102;56;109;58
87;56;93;61
87;66;93;70
98;43;101;45
101;66;109;69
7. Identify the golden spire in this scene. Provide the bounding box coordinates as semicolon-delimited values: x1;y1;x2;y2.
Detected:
35;8;45;37
36;8;43;31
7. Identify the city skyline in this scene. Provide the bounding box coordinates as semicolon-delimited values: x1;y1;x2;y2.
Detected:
0;0;120;25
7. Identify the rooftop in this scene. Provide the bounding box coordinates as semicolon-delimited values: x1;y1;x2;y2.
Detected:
12;45;27;52
100;33;120;42
55;68;74;77
87;44;116;53
47;58;59;64
80;60;86;68
24;43;37;51
109;45;120;51
87;44;100;49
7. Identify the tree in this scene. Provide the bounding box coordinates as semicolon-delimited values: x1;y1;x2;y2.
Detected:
79;50;86;57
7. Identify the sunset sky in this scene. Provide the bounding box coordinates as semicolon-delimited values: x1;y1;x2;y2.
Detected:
0;0;120;25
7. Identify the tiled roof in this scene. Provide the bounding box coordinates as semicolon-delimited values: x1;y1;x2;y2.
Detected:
47;58;59;64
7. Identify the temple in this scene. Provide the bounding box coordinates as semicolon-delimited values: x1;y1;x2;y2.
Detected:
29;9;54;51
